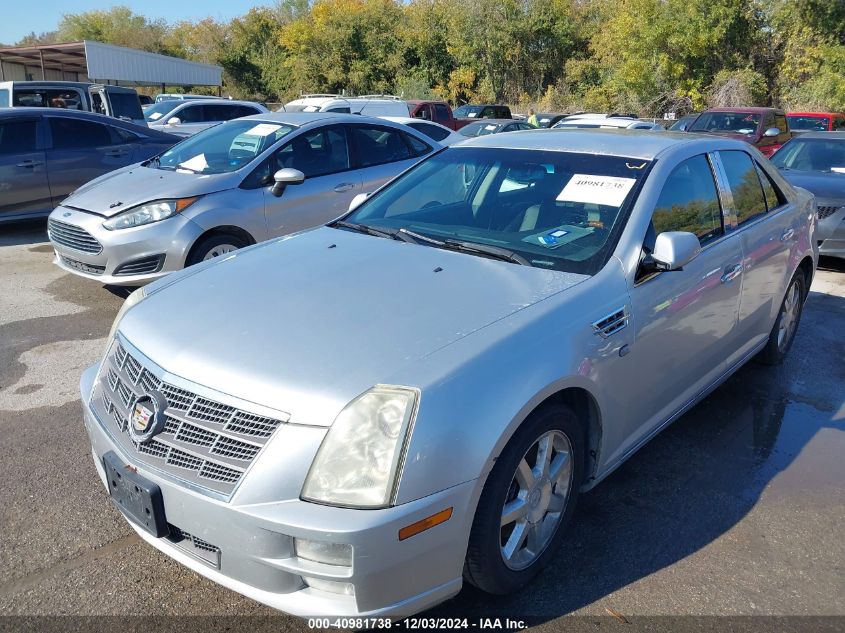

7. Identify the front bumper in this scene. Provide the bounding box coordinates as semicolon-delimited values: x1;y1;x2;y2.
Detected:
80;364;472;618
49;206;205;286
819;209;845;260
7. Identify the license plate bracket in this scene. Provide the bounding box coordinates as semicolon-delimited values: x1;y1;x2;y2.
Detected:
103;451;168;537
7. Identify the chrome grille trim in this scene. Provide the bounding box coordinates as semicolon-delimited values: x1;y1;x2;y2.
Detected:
48;218;102;255
90;335;290;498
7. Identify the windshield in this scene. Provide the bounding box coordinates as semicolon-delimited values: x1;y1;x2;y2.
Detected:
669;115;696;131
342;147;651;275
771;138;845;173
786;115;830;132
152;119;296;174
689;112;761;134
454;105;483;118
144;101;181;122
459;122;503;137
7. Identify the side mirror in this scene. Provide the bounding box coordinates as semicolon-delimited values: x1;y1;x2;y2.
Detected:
167;117;181;127
645;231;701;272
763;127;780;137
348;192;370;212
271;168;305;197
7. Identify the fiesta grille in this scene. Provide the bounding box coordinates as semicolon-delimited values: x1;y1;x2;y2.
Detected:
92;338;288;498
59;255;105;275
817;206;841;220
48;219;102;254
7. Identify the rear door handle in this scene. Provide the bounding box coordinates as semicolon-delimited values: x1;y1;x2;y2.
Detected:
780;228;795;242
333;183;355;193
720;263;743;284
16;160;43;168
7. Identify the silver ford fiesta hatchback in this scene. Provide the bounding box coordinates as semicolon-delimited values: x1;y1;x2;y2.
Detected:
48;112;440;285
81;129;816;618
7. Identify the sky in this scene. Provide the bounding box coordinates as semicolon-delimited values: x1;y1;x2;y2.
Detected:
1;0;271;45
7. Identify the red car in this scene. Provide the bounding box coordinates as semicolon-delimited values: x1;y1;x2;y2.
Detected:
688;107;793;157
407;100;462;131
786;111;845;132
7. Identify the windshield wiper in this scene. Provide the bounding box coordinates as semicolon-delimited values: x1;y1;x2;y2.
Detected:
441;239;531;266
331;220;407;241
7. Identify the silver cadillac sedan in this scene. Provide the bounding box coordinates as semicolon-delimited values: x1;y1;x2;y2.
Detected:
80;130;817;618
48;113;439;285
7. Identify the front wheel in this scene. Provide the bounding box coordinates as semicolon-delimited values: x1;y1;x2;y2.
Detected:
464;402;584;595
186;233;249;267
757;270;806;365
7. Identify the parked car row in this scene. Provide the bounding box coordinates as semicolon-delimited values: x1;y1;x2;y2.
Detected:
75;126;817;620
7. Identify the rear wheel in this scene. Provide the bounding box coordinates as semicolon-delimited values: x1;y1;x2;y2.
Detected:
187;233;249;266
464;402;584;594
757;270;806;365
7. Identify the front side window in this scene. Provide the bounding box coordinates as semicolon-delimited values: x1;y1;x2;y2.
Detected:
833;117;845;131
770;137;845;174
49;118;113;149
774;114;788;135
434;104;451;122
0;90;9;108
0;119;38;154
651;154;723;244
107;92;143;120
144;101;180;122
276;126;350;177
155;119;296;174
719;150;768;225
343;147;651;274
689;112;761;135
350;125;411;167
176;105;203;123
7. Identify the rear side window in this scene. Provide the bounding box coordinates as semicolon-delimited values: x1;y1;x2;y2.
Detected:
350;125;412;167
834;117;845;131
275;126;350;178
403;132;432;157
0;119;38;154
49;118;113;149
755;163;784;211
719;150;768;224
652;154;723;244
409;121;450;142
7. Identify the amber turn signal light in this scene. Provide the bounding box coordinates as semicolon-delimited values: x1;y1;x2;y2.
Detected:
399;507;453;541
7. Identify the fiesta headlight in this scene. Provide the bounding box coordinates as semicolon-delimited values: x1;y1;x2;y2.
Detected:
301;386;419;509
102;197;199;231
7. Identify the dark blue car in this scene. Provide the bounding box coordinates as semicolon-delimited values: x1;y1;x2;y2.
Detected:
0;108;179;223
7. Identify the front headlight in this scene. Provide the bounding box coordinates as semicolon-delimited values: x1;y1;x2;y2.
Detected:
102;197;199;231
106;286;147;347
301;386;419;508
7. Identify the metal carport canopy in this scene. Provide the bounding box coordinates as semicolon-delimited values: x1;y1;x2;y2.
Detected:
0;40;221;86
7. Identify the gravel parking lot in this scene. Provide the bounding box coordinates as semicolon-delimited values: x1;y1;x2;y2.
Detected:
1;220;843;629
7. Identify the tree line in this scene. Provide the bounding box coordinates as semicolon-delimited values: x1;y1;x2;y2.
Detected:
11;0;845;115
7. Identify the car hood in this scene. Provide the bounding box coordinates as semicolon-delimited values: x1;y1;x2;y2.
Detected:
779;170;845;203
63;164;236;217
691;130;758;142
118;227;588;427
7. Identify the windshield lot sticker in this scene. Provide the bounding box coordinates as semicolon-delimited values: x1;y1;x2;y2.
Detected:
245;123;283;137
148;112;163;120
485;124;497;131
178;153;209;172
557;174;636;207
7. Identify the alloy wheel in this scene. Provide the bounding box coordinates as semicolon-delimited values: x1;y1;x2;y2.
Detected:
777;279;800;352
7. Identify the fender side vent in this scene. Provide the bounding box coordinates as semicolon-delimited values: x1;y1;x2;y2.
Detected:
593;308;628;338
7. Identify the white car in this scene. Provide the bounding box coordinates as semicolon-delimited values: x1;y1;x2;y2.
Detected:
145;99;269;137
280;94;410;117
553;115;663;131
379;116;466;145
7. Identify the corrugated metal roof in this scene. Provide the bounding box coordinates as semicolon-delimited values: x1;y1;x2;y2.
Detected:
0;41;221;86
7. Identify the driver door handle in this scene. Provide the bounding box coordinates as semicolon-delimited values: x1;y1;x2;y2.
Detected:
720;263;743;284
17;159;43;168
780;228;795;242
333;183;355;193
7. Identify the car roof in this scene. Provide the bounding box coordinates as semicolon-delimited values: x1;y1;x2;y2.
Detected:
0;106;176;136
169;99;260;106
453;128;720;159
788;131;845;140
237;111;439;132
703;107;783;114
787;111;842;117
463;118;514;125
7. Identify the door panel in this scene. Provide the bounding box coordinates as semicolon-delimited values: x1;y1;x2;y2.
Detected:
0;118;52;218
612;154;743;460
45;117;136;206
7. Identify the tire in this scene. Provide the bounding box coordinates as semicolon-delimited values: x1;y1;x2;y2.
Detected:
757;269;806;366
464;402;585;595
187;233;249;267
